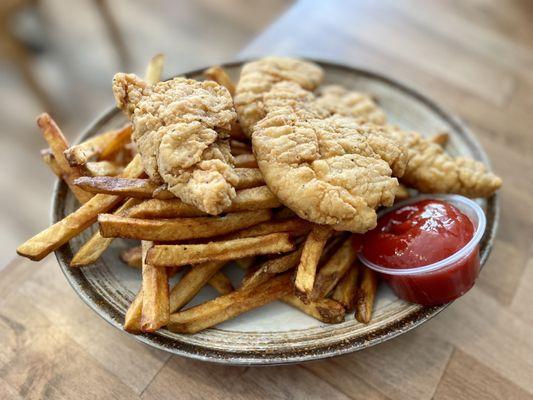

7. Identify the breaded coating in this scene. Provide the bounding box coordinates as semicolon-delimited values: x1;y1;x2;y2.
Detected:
252;82;408;232
386;127;502;197
318;84;502;197
312;85;387;125
234;57;324;137
112;73;238;215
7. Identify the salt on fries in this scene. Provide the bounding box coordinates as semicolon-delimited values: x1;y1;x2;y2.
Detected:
18;58;382;336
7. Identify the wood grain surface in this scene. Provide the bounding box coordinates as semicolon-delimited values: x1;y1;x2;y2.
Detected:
3;0;533;398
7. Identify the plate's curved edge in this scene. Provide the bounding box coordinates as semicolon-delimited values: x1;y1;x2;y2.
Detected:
52;59;500;365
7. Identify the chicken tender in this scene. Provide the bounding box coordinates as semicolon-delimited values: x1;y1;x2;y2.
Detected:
313;85;387;125
112;73;239;215
234;57;324;137
386;127;502;197
315;83;502;197
252;82;408;232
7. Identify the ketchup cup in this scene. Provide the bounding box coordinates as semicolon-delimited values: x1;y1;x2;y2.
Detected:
358;194;487;306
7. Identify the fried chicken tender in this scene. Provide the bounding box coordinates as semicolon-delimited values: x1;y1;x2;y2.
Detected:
313;85;387;125
112;73;239;215
317;85;502;197
234;57;324;137
252;82;408;232
386;127;502;197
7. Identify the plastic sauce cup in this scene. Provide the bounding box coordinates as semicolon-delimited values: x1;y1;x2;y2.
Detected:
358;194;486;306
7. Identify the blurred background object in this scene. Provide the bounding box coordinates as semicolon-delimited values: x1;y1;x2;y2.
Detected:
0;0;290;264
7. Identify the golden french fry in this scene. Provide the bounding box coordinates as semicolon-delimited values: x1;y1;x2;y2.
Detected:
74;168;264;198
234;153;258;168
294;225;334;295
124;260;228;332
70;198;141;267
282;295;345;323
273;207;297;220
208;271;234;295
224;218;311;240
235;256;256;270
99;124;133;161
167;273;293;334
147;233;294;268
140;241;169;332
83;161;124;176
119;245;142;268
241;248;303;289
17;155;143;261
354;266;378;324
99;210;272;241
41;149;62;176
331;263;360;310
203;65;235;96
310;236;358;301
126;186;279;219
230;140;252;156
229;122;247;141
145;53;165;85
430;131;449;146
37;113;93;203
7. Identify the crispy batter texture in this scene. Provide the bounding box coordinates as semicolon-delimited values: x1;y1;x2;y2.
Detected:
167;273;293;333
354;266;378;324
234;57;324;136
386;127;502;197
146;233;294;267
17;155;144;261
310;236;358;301
99;209;272;241
294;225;333;295
253;82;408;232
113;73;239;214
313;85;386;125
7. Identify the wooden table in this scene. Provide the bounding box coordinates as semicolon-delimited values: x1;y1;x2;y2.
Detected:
2;1;533;398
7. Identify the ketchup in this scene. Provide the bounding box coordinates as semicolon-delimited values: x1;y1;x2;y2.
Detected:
361;199;480;305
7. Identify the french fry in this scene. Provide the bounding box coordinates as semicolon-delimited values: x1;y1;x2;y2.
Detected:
37;113;93;203
235;256;256;270
126;186;279;219
241;248;303;289
124;260;227;332
146;233;294;268
310;236;358;301
331;263;360;310
167;273;293;334
64;127;131;167
394;183;410;202
230;140;252;156
354;266;378;324
203;65;235;95
99;124;133;161
430;131;449;146
282;295;345;323
99;210;272;241
70;198;141;267
140;241;169;332
144;53;165;85
208;271;234;295
294;225;334;295
17;155;144;261
120;245;142;268
74;168;264;198
273;207;297;220
41;149;62;176
234;168;264;189
224;218;311;240
83;161;124;176
229;122;247;141
234;153;258;168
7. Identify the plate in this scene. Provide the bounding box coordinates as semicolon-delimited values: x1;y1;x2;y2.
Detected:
53;60;499;365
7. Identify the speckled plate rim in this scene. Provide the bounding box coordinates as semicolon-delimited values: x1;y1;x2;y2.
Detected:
53;59;500;365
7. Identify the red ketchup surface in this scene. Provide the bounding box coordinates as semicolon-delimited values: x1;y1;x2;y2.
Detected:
361;199;480;305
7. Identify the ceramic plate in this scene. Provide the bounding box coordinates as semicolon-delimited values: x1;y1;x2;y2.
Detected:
53;60;499;365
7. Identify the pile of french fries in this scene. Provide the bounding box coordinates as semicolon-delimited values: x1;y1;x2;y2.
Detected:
17;55;379;335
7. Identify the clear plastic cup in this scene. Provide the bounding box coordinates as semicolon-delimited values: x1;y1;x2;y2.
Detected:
358;194;486;306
